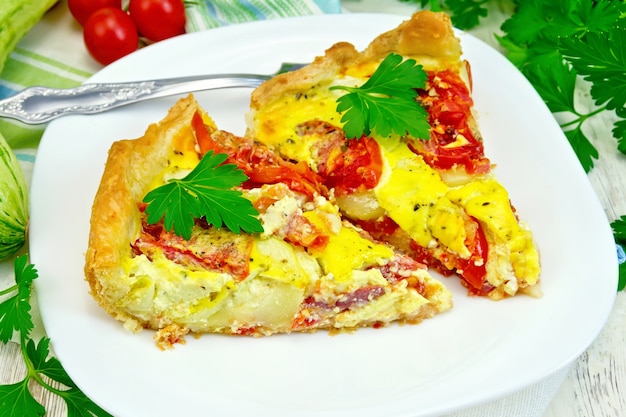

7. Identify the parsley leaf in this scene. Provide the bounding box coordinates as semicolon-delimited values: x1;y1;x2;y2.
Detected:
0;381;45;417
560;25;626;113
563;127;599;173
143;150;263;240
25;338;74;387
331;53;430;140
0;255;114;416
523;56;577;114
614;107;626;153
443;0;490;30
611;217;626;291
398;0;495;29
612;215;626;245
0;255;36;343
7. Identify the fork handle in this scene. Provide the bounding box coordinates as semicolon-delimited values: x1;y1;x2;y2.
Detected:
0;73;271;124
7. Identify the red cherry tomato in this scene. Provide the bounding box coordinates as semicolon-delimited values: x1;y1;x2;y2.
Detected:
83;8;139;66
128;0;186;42
68;0;122;26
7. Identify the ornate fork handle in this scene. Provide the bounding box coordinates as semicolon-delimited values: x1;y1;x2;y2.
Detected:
0;73;271;124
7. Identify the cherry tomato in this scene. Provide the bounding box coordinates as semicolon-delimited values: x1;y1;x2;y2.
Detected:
68;0;122;26
128;0;186;42
83;8;139;66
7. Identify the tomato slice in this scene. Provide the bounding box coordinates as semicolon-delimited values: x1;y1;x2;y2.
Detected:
191;116;323;197
317;135;384;196
411;69;491;174
191;111;222;155
134;207;253;280
457;221;489;292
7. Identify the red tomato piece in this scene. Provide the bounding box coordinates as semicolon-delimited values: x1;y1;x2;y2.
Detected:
413;69;491;174
128;0;186;42
191;111;222;155
457;221;489;292
83;8;139;65
317;136;384;196
68;0;122;26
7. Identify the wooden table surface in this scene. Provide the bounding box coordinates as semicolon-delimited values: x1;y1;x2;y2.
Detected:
1;1;624;416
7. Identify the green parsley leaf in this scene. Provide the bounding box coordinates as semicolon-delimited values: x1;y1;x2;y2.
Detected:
559;23;626;158
25;338;74;387
614;107;626;153
523;57;577;114
444;0;490;30
143;150;263;240
612;218;626;291
0;255;36;343
0;381;45;417
61;386;113;417
397;0;491;28
560;25;626;112
331;53;430;140
619;259;626;292
612;215;626;244
563;127;598;174
0;255;114;417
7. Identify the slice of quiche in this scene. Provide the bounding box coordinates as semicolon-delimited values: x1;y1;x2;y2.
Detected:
246;10;540;300
84;95;452;348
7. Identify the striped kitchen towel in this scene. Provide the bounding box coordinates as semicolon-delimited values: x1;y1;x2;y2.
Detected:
189;0;342;30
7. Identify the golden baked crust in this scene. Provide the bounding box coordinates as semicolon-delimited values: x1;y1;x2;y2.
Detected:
84;97;199;331
250;11;461;113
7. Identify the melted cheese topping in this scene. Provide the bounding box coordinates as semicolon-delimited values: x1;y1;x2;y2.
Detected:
447;180;540;285
375;140;469;257
252;79;360;162
374;139;539;287
317;226;393;284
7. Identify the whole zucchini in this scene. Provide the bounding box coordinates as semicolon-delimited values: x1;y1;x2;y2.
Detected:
0;131;28;260
0;0;59;75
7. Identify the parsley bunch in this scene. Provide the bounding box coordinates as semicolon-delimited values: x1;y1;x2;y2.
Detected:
0;255;112;417
498;0;626;173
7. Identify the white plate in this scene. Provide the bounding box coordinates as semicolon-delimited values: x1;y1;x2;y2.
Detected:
29;14;617;417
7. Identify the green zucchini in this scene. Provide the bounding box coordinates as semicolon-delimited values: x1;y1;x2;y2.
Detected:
0;0;59;75
0;131;28;260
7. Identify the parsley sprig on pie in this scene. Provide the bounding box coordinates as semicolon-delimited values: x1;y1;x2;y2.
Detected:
331;52;430;139
143;150;263;238
85;11;540;348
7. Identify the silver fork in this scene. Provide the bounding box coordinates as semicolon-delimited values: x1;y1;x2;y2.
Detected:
0;63;304;124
